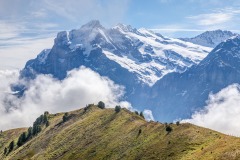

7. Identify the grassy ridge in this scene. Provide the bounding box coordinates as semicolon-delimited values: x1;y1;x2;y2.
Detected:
0;128;27;156
1;105;240;160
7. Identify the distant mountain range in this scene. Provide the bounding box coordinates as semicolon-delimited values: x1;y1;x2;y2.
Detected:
180;30;238;48
18;20;240;121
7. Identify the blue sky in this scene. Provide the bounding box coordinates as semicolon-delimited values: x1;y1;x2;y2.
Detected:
1;0;240;69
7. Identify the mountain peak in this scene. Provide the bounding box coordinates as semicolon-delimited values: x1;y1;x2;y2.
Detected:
214;34;240;52
226;34;240;41
199;29;236;38
180;29;238;48
212;34;240;55
196;34;240;70
113;23;135;32
54;31;70;46
81;20;104;30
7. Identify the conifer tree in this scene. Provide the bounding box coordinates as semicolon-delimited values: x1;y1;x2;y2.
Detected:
40;115;44;123
4;147;7;155
140;112;144;118
115;105;121;113
22;132;27;143
8;141;14;153
17;132;27;147
44;111;49;115
32;123;37;136
17;134;23;147
43;114;48;124
98;101;105;109
27;127;32;139
166;125;172;133
176;121;180;126
32;123;41;136
63;113;69;122
46;120;50;127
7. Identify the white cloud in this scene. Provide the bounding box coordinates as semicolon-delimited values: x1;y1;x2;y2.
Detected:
118;101;133;110
188;8;240;26
0;21;24;39
188;13;232;26
151;7;240;37
0;36;54;69
143;109;155;121
182;84;240;136
0;67;130;130
0;70;19;93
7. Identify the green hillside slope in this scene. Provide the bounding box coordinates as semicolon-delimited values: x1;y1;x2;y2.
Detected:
1;105;240;160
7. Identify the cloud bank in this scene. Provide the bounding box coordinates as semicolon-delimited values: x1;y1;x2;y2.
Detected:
0;67;131;130
183;84;240;136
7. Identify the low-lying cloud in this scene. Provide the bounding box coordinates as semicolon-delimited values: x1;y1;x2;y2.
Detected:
143;110;155;121
183;84;240;136
0;67;131;130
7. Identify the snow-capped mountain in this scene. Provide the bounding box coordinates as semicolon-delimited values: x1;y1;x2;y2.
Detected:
21;20;211;87
180;30;238;48
148;35;240;121
18;20;240;122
